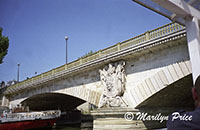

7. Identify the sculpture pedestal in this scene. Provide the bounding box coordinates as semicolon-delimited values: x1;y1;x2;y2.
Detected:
91;108;170;130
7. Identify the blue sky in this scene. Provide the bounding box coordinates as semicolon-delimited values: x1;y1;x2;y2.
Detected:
0;0;170;82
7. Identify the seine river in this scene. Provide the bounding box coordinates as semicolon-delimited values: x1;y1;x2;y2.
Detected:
53;126;80;130
33;124;80;130
52;125;80;130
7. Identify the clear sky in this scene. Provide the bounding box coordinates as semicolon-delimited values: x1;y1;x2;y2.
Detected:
0;0;170;82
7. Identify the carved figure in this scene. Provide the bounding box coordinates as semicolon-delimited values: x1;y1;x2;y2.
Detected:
98;61;127;108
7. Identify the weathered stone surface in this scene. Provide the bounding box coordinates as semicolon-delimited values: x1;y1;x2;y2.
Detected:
91;108;172;130
98;61;127;108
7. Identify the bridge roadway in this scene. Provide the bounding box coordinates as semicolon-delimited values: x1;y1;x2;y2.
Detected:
1;23;194;114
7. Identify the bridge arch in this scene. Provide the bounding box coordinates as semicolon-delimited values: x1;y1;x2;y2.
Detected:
54;87;101;107
21;92;86;111
7;85;101;110
127;60;194;108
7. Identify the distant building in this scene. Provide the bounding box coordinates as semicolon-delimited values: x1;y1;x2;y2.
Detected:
6;80;18;86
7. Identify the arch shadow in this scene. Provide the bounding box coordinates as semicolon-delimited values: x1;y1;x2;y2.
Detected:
21;93;85;111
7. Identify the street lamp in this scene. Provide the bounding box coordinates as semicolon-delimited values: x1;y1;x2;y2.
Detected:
17;64;20;82
65;36;69;64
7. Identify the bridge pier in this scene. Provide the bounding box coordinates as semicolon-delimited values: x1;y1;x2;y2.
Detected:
1;96;9;107
91;107;190;130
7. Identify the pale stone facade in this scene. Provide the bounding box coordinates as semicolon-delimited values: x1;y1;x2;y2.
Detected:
2;28;191;111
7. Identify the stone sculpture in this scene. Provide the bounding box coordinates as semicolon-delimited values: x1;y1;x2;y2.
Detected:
98;61;127;108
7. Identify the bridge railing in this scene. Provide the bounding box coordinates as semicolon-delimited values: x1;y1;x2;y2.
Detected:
5;22;184;93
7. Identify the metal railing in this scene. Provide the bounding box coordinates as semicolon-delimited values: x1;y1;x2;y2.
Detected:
5;22;184;93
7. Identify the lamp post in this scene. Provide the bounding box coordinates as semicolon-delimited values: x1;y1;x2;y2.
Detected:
65;36;69;64
17;64;20;82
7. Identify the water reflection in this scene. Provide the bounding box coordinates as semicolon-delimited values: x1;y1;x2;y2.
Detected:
32;124;80;130
52;124;80;130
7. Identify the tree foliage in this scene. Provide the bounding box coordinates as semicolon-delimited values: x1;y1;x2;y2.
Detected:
0;27;9;64
79;50;95;59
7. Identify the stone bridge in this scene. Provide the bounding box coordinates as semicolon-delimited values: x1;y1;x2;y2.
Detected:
1;23;194;113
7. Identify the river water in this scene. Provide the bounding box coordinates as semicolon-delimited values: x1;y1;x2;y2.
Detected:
33;124;80;130
52;125;80;130
53;126;80;130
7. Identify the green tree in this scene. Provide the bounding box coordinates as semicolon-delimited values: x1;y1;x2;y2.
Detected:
80;50;95;59
0;27;9;64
